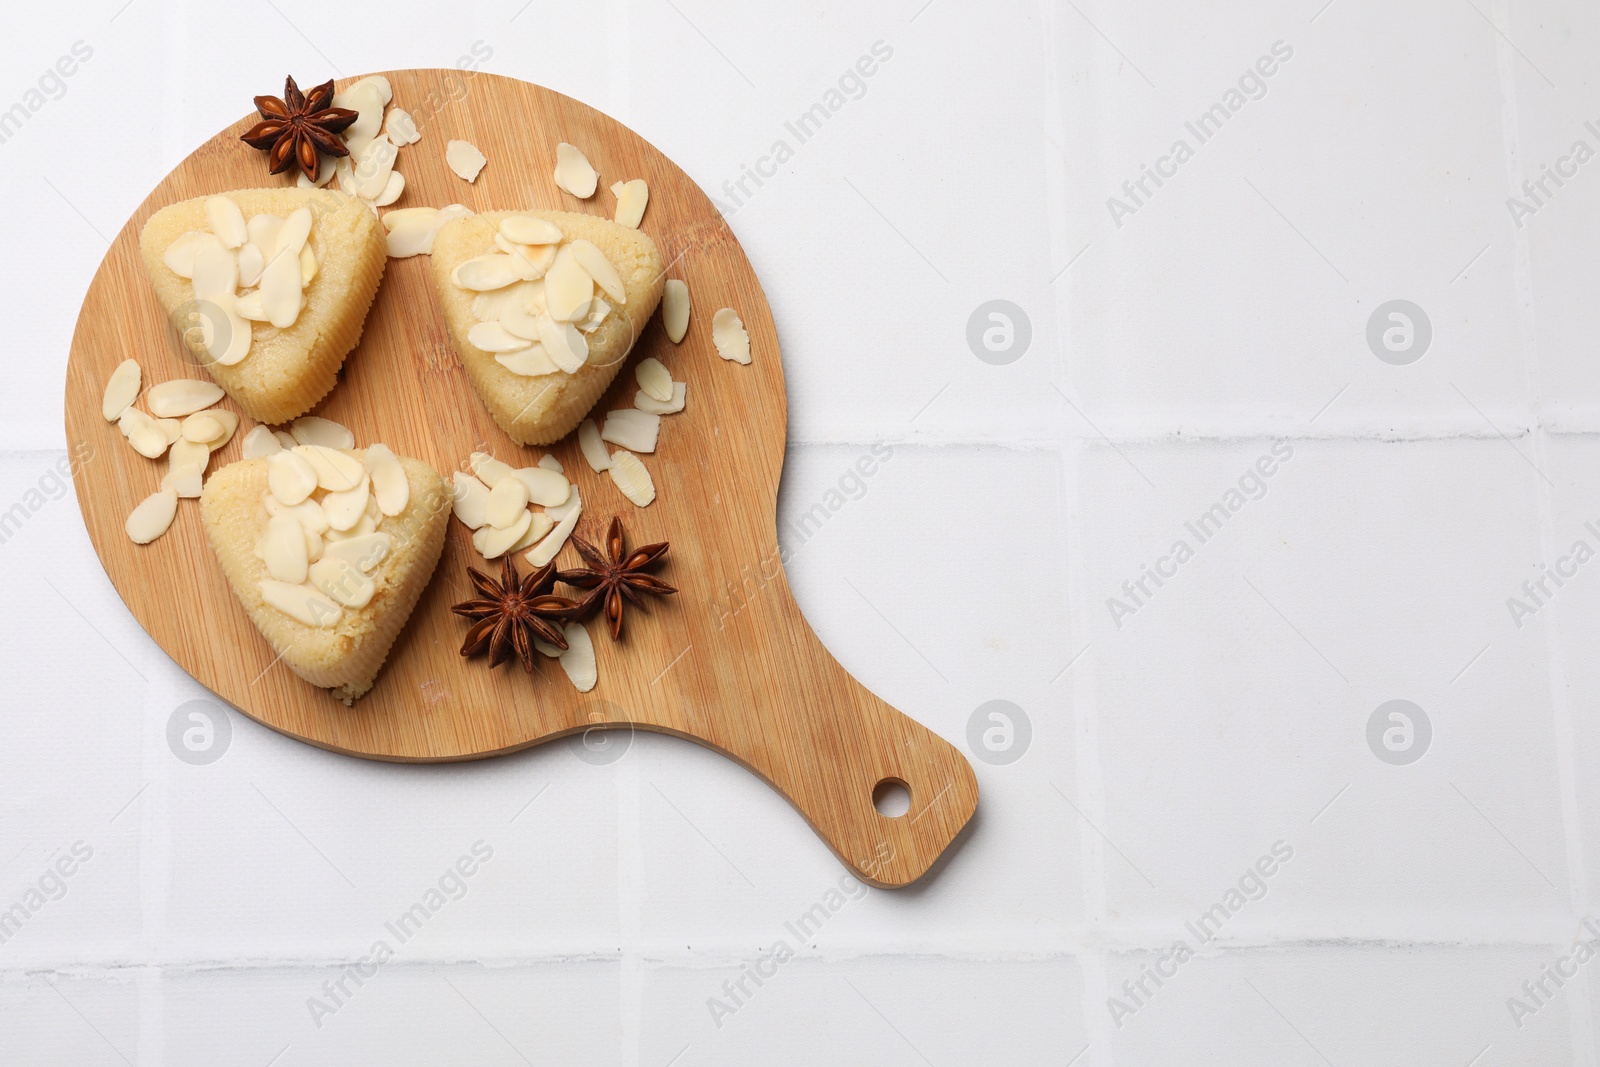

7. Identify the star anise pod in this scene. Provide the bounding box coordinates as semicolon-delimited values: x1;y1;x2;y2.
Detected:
239;76;358;183
558;517;677;640
451;557;579;673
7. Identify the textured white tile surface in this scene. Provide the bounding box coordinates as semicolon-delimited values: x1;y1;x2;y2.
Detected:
5;0;1600;1062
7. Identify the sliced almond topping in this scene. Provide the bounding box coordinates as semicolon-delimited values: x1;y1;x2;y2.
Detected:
161;462;204;499
324;509;379;541
608;450;656;507
259;580;342;627
268;450;319;506
322;531;392;573
506;241;556;281
453;254;521;292
579;418;610;472
469;452;517;488
610;179;648;229
553;142;598;198
473;281;541;324
237;243;265;288
294;445;365;492
534;314;588;373
260;246;304;329
601;408;661;453
713;307;751;364
205;196;248;249
241;425;282;459
234;291;268;323
469;321;538;354
385;107;420;145
265;494;329;536
383;208;439;258
300;245;318;286
323;476;372;532
579;298;611;333
663;279;690;343
525;491;582;566
365;443;410;516
538;454;564;474
485;477;531;529
210;295;253;367
101;359;141;422
498;302;547;342
634;381;687;415
558;622;598;692
169;437;210;475
569;240;626;305
496;346;560;377
510;510;556;552
473;509;532;559
451;471;492;529
510;466;570;507
290;416;355;449
635;358;672;403
263;513;310;583
499;215;563;245
247;214;284;253
309;557;376;608
147;379;225;418
544;245;593;323
277;207;314;259
190;242;238;302
446;139;488;182
125;488;179;544
162;231;217;279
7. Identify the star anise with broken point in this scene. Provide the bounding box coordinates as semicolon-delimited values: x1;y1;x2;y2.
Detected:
451;557;579;673
239;76;358;183
558;517;677;640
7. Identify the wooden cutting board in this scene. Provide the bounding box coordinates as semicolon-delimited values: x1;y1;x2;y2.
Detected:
62;69;976;888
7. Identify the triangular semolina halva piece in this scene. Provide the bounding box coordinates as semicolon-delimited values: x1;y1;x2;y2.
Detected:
199;447;448;703
139;188;386;424
430;209;665;446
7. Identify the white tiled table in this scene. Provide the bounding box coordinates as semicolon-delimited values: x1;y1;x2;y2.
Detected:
2;0;1595;1062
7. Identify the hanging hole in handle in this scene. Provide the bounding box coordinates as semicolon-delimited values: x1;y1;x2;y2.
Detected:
872;777;911;818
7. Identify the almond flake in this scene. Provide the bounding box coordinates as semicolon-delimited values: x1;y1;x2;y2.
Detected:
169;437;210;474
365;443;410;516
157;418;184;445
294;445;365;492
634;381;687;415
486;477;530;529
335;82;387;156
469;452;517;488
296;156;339;188
162;231;216;278
190;242;238;302
713;307;751;364
509;466;570;507
126;488;179;544
511;510;556;552
300;245;318;285
506;242;556;281
267;493;328;535
277;207;314;259
601;408;661;453
260;249;303;329
309;557;376;608
161;463;204;499
191;409;240;449
147;379;225;418
324;509;379;541
533;635;563;658
242;425;282;459
374;171;405;208
290;416;354;449
260;579;342;627
350;136;398;201
546;484;582;522
323;476;372;531
264;513;310;583
453;253;520;291
234;292;268;322
237;243;265;288
569;240;626;305
635;358;672;403
273;430;298;450
473;281;541;324
469;321;537;354
128;425;169;462
498;302;547;342
118;404;151;438
557;621;598;692
579;298;611;333
181;412;222;443
322;531;392;573
101;359;141;421
473;509;532;559
663;279;690;343
205;196;248;249
610;179;648;229
579;418;610;472
385;107;420;146
496;346;560;377
553;142;598;198
608;450;655;507
544;245;593;323
499;216;563;245
535;314;588;373
268;450;319;506
446;139;487;182
247;214;284;253
525;492;582;566
209;296;253;366
538;454;564;474
451;472;492;529
382;204;470;258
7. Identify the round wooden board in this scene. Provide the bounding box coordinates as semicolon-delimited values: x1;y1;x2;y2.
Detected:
63;70;976;887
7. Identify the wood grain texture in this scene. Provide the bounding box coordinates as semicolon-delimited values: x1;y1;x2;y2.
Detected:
63;70;977;888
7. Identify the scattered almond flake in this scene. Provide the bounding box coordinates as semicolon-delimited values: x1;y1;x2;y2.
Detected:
241;425;282;458
601;408;661;453
322;531;392;573
569;240;626;305
509;466;570;507
579;419;610;472
558;622;597;691
260;579;342;627
237;243;265;288
466;453;513;489
268;450;319;506
161;463;204;499
485;477;531;529
496;347;560;377
290;416;355;449
296;157;338;188
127;423;171;459
323;477;372;531
190;242;238;302
525;494;582;566
169;438;210;474
300;245;318;285
264;514;310;583
260;250;303;329
382;203;471;258
532;634;563;658
334;81;387;156
712;307;751;364
234;291;268;322
118;404;150;437
126;488;179;544
365;444;410;516
535;314;588;373
553;142;598;198
162;231;216;278
156;418;184;445
446;139;487;182
608;450;655;507
181;412;222;444
473;509;532;559
662;279;690;343
204;196;247;249
469;321;537;354
277;207;314;258
544;246;593;323
374;171;405;208
196;409;239;448
309;557;376;608
101;360;141;421
349;136;398;201
295;445;366;493
273;430;298;450
634;381;687;415
384;107;420;145
499;215;563;245
510;510;555;552
538;454;564;474
453;253;520;291
546;484;582;522
610;179;648;228
451;472;492;529
635;358;672;403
